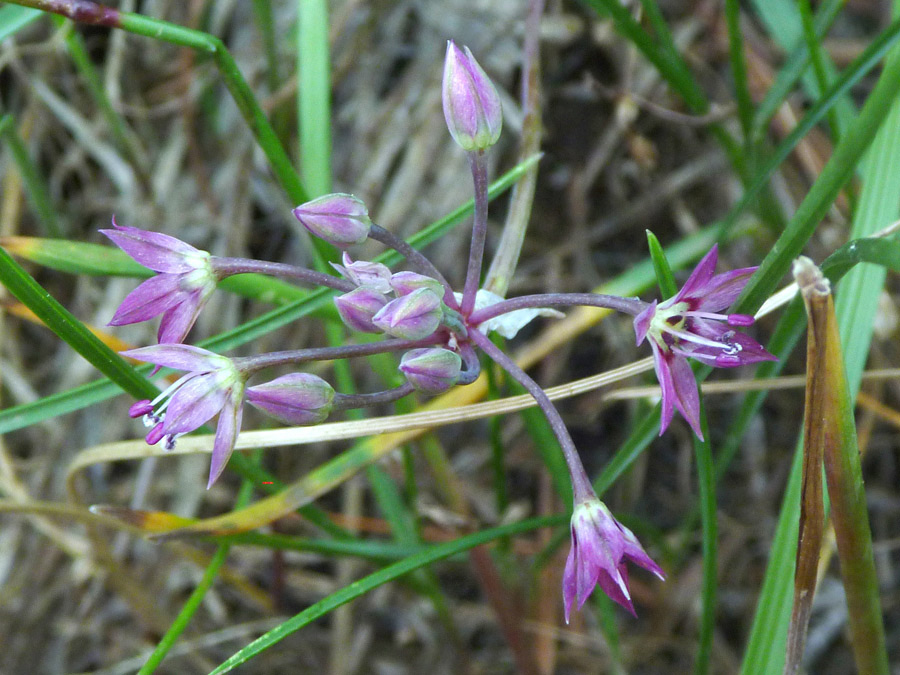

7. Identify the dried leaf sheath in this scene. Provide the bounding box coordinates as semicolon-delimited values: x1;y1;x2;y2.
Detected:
789;257;888;675
784;258;830;675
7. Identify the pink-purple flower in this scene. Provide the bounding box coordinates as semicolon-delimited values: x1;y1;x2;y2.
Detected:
633;245;776;439
101;219;217;345
564;498;665;620
122;344;247;489
246;373;335;425
442;41;503;152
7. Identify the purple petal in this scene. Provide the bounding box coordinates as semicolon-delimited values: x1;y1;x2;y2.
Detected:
120;344;225;371
669;355;703;439
595;565;635;616
101;219;202;273
633;300;657;346
207;396;243;488
650;343;676;435
619;523;666;580
108;275;183;326
691;267;756;311
157;290;208;344
674;245;718;302
563;541;578;623
162;373;228;434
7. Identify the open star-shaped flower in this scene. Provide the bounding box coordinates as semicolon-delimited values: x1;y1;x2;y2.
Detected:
101;219;218;344
122;344;246;488
633;245;776;439
564;498;665;620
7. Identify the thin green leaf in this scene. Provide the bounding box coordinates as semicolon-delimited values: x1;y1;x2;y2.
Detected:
0;5;42;41
646;230;677;299
208;515;565;674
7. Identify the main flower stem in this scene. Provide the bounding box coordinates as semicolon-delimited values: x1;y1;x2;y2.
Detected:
236;338;438;375
213;257;355;293
468;329;594;502
467;293;647;325
461;151;489;317
368;224;456;305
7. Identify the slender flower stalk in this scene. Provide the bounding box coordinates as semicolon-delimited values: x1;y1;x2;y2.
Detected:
368;224;456;305
461;151;490;318
468;329;663;617
211;257;355;293
467;292;647;326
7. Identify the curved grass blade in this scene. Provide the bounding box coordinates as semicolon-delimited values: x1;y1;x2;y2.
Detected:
208;514;565;674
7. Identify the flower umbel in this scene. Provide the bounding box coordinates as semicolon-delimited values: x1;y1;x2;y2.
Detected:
564;497;665;620
634;245;776;438
101;219;217;345
122;344;247;488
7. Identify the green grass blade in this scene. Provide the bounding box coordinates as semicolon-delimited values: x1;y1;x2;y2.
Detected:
0;5;42;41
208;515;564;674
734;36;900;315
693;404;716;675
740;13;900;673
296;0;332;196
0;114;61;236
646;230;677;299
724;0;754;141
0;246;154;400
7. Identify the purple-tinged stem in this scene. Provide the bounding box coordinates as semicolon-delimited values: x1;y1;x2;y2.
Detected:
468;293;647;326
367;224;457;307
457;341;482;385
212;257;355;293
332;383;415;411
467;328;594;502
461;151;490;317
235;338;440;375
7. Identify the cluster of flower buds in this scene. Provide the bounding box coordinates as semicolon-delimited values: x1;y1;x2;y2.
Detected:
103;39;776;622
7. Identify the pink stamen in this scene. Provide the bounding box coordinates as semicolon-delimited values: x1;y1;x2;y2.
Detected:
129;399;154;418
145;423;165;445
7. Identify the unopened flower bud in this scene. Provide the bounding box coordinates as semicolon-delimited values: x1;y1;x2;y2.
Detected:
390;271;444;297
246;373;334;425
399;348;462;393
292;193;371;247
332;252;392;293
334;287;389;333
372;288;442;339
442;41;502;152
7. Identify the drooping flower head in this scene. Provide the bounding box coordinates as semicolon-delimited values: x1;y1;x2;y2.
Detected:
101;218;217;345
564;497;665;621
634;245;776;439
122;344;247;488
442;41;502;152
